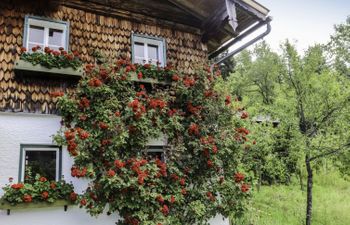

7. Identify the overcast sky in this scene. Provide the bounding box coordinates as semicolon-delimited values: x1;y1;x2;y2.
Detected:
251;0;350;53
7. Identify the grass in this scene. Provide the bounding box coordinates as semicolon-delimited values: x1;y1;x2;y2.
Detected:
231;171;350;225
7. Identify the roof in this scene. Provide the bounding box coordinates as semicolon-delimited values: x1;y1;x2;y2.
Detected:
64;0;269;54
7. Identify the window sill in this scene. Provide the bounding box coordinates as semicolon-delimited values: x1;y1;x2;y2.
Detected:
14;59;83;77
129;73;171;85
0;199;73;215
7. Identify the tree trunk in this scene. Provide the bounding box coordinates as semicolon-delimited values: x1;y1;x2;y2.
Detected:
305;155;313;225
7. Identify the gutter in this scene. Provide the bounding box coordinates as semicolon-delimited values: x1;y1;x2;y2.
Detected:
209;16;272;64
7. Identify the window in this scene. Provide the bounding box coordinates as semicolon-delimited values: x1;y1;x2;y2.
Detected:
24;16;69;51
147;146;166;162
19;145;62;183
132;34;166;66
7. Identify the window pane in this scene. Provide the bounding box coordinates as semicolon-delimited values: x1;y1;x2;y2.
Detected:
29;25;44;44
28;43;44;51
147;151;164;161
48;28;64;47
134;42;144;58
135;57;145;64
25;150;56;182
148;45;159;61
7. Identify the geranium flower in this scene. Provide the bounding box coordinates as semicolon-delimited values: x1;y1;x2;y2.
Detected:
50;182;56;189
41;191;49;199
70;192;78;201
11;183;24;189
39;177;47;182
137;71;143;79
23;194;32;203
20;47;26;53
80;198;87;206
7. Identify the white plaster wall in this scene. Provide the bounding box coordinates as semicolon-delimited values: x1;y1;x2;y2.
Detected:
0;112;229;225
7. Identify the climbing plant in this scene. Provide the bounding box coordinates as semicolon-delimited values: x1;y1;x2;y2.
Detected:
54;59;252;225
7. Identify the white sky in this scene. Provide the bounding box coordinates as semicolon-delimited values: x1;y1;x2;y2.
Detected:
246;0;350;53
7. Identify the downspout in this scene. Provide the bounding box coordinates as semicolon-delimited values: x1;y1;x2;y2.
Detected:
209;16;272;64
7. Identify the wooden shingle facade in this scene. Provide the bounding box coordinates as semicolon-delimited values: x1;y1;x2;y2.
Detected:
0;0;269;114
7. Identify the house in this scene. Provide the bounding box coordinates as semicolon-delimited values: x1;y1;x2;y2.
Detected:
0;0;270;224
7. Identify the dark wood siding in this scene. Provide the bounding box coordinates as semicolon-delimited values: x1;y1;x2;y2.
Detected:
0;1;208;114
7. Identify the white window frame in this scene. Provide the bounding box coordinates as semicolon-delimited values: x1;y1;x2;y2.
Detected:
23;15;69;51
147;146;166;162
146;134;167;162
132;33;166;67
20;146;61;182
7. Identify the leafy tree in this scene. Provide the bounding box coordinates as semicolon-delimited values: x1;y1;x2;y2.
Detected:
281;42;350;225
227;39;350;225
227;42;300;189
327;16;350;77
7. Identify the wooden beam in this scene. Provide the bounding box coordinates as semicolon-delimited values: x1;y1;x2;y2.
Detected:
166;0;208;19
60;0;202;35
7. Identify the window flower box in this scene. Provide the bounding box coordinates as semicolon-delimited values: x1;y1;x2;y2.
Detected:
14;59;83;77
129;72;171;85
0;199;73;215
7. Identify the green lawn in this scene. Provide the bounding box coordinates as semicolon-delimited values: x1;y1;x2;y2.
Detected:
231;171;350;225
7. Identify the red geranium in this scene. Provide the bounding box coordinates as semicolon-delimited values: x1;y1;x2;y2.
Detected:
39;177;47;182
11;183;24;189
41;191;49;199
23;194;32;203
80;198;87;206
137;71;143;79
70;192;78;201
50;182;56;189
20;47;26;53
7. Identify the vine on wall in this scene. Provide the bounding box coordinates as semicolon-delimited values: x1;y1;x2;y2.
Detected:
54;59;252;225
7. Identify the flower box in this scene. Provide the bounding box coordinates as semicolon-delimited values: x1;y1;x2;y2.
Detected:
129;73;171;85
14;59;83;77
0;199;73;215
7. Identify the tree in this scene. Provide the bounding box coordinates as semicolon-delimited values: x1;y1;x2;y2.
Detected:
282;42;350;225
227;42;300;190
327;16;350;77
227;39;350;225
54;60;253;225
